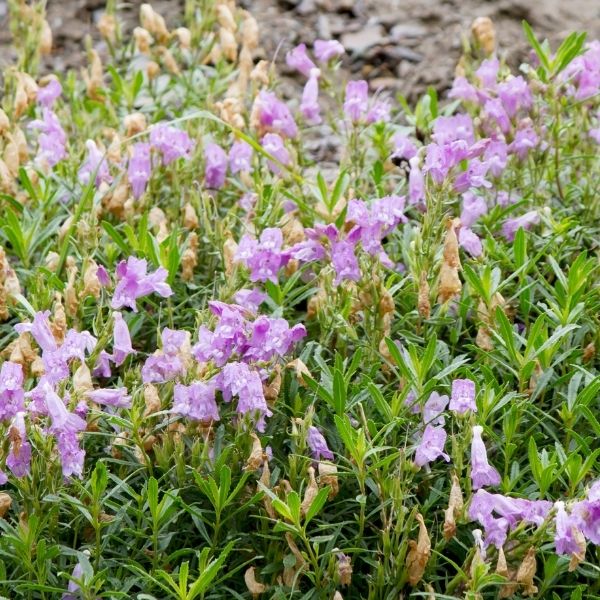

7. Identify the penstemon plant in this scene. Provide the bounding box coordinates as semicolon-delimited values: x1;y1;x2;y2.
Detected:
0;1;598;599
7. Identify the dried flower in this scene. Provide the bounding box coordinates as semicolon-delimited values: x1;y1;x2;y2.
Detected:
406;513;431;585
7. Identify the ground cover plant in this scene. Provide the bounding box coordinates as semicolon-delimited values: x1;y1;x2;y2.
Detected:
0;1;599;598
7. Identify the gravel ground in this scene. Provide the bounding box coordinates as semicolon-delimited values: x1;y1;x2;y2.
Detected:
0;0;599;99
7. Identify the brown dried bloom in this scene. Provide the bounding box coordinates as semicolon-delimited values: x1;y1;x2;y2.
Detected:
159;47;180;75
417;270;431;319
181;232;199;281
82;49;104;100
244;566;267;597
516;547;538;597
443;473;464;540
337;553;352;586
0;493;12;518
286;358;311;386
217;4;237;31
223;236;238;276
140;4;169;43
406;513;431;586
250;60;270;87
263;365;282;405
437;262;462;304
144;384;162;417
300;467;319;516
241;11;259;50
183;202;199;229
0;109;10;134
124;112;147;137
40;19;53;55
51;294;67;343
73;363;93;393
569;527;586;572
98;14;117;43
245;433;264;471
82;260;102;299
318;461;339;499
471;16;496;55
134;27;153;54
219;28;238;62
175;27;192;49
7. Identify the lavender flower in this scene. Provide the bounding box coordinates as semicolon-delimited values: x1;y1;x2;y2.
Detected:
448;76;479;103
461;192;488;228
484;98;511;134
572;481;600;544
79;139;111;187
314;39;344;62
458;227;483;257
307;425;334;460
497;76;532;117
204;142;228;189
0;361;25;422
229;140;253;174
300;69;322;125
173;381;220;422
236;228;289;284
220;362;272;432
366;98;391;124
470;425;501;489
414;425;450;467
423;391;448;426
509;125;538;160
111;256;173;312
256;91;298;138
501;210;540;241
262;133;291;174
63;561;85;600
37;79;62;107
554;501;584;556
476;58;499;88
128;142;152;199
432;114;475;146
331;240;361;285
234;288;267;313
112;312;135;366
286;43;317;77
29;108;67;167
449;378;477;413
391;133;417;162
44;383;86;479
343;80;368;122
149;122;194;165
6;412;31;477
86;388;132;408
142;353;185;383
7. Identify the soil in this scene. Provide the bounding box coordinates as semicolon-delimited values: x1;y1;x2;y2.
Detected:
0;0;599;100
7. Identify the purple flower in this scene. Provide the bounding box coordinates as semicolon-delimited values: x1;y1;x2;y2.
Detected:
112;312;135;366
408;156;425;206
247;317;306;361
37;79;62;108
234;288;267;313
501;210;539;241
93;351;112;378
461;192;488;228
286;43;317;77
96;264;110;286
331;240;360;285
476;58;499;88
111;256;173;312
15;311;56;352
470;425;501;490
454;159;491;193
128;142;152;199
6;412;31;477
483;139;508;178
29;108;67;167
484;98;511;134
392;133;417;161
450;378;476;413
448;76;479;103
572;481;600;544
497;76;532;117
423;391;448;426
343;80;368;122
149;122;194;165
554;501;584;556
262;133;291;174
86;387;132;408
509;125;538;160
229;140;253;174
142;353;185;383
307;426;334;460
44;383;86;478
414;425;450;467
238;228;289;284
432;114;475;146
314;39;345;62
219;362;272;432
458;227;483;257
79;139;111;187
366;98;391;124
256;91;298;138
0;361;25;422
204;142;228;189
300;69;322;125
173;381;220;422
63;561;85;600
